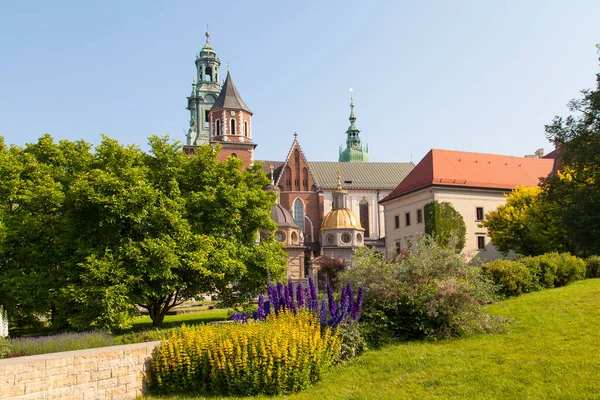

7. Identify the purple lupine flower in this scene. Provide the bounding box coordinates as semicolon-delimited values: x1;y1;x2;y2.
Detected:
231;312;248;323
329;301;349;327
257;295;265;321
268;285;279;316
277;282;285;311
308;276;318;313
319;300;327;327
284;285;293;313
327;282;336;319
253;310;259;320
353;286;364;321
296;283;305;308
346;283;355;318
264;300;271;317
287;280;295;310
304;286;311;310
340;284;348;312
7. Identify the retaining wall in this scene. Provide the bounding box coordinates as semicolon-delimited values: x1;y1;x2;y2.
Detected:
0;341;160;400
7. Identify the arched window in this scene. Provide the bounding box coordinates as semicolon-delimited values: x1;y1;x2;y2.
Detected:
205;66;212;82
285;166;292;190
359;200;370;238
244;121;248;137
302;167;309;191
230;119;236;135
293;198;304;233
294;150;300;191
215;120;220;136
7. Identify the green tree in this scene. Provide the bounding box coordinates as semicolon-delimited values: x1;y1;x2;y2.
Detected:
481;186;569;256
0;134;286;331
541;61;600;256
423;201;466;252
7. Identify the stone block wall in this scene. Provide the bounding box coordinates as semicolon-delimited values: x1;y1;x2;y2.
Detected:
0;341;160;400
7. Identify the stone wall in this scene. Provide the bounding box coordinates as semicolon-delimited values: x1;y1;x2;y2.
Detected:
0;341;160;400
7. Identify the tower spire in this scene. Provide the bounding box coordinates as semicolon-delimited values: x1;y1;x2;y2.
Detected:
205;24;210;44
338;88;369;162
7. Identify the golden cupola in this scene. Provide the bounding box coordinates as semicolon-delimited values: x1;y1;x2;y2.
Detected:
320;166;364;252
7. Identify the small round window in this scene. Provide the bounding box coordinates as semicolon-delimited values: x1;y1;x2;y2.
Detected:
341;232;351;244
327;234;335;244
291;232;298;243
275;231;285;242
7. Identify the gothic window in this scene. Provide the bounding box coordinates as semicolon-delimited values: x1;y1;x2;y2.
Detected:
216;120;220;136
230;119;236;135
294;150;300;191
285;166;292;190
303;167;308;191
359;200;370;238
205;66;212;82
293;198;304;233
244;121;248;137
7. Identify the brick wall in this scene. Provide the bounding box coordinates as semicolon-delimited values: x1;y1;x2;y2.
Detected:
0;341;160;400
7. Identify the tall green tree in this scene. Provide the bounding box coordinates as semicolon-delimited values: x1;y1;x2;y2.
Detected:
481;186;569;256
541;61;600;256
0;135;286;331
424;201;466;253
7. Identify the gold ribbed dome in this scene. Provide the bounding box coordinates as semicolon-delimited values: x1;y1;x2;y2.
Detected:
321;209;364;230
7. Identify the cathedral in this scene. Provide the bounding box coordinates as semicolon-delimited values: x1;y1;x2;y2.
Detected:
183;33;414;282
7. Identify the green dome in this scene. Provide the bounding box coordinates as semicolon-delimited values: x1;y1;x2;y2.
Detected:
339;147;369;162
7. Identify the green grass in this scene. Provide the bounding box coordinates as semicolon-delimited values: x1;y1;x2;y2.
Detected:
147;279;600;400
124;309;231;333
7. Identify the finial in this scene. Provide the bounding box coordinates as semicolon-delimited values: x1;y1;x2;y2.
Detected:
349;87;356;121
227;62;230;72
269;164;275;184
349;86;354;106
337;164;342;190
205;25;210;44
294;132;298;139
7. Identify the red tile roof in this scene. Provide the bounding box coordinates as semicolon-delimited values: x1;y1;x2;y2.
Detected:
380;149;555;204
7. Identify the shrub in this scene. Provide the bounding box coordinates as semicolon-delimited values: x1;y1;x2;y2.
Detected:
150;310;341;396
483;259;533;297
424;201;467;252
341;235;504;343
3;331;115;358
586;256;600;278
337;321;367;361
520;253;585;289
554;253;586;286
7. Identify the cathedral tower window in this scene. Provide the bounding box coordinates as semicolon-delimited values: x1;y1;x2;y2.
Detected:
216;120;220;136
244;121;248;137
205;66;213;82
285;166;292;190
303;167;309;191
230;119;236;135
294;150;300;191
359;200;370;238
293;198;305;233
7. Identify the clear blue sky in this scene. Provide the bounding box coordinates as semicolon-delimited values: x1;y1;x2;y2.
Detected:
1;0;599;163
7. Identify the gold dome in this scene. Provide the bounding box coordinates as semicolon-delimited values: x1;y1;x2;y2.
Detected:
321;209;364;231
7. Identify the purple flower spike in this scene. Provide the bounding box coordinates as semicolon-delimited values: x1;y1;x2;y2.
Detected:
353;287;364;321
308;276;318;313
258;295;265;321
346;283;355;318
319;300;327;327
296;284;305;308
327;282;336;319
277;282;285;311
264;300;271;317
304;286;310;310
287;280;295;309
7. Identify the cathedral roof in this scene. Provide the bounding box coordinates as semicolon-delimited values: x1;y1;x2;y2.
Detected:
380;149;555;204
211;71;252;114
256;161;414;191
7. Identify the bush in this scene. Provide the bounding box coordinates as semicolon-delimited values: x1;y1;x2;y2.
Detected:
337;321;367;361
2;331;115;358
520;253;585;289
585;256;600;278
150;310;341;396
483;259;533;297
341;235;504;343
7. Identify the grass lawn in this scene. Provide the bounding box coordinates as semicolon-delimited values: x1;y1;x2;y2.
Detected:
147;279;600;400
124;309;231;333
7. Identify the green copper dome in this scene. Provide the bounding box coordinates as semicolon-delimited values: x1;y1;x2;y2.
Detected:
339;97;369;162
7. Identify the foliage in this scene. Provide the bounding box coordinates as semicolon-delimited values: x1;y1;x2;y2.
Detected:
0;331;115;359
114;328;171;345
0;134;286;331
149;310;342;396
585;255;600;278
424;201;466;252
316;257;349;290
340;236;503;343
541;63;600;257
481;186;570;256
336;321;367;361
483;259;533;297
520;252;586;289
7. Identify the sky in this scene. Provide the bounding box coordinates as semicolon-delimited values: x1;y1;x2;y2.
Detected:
1;0;599;164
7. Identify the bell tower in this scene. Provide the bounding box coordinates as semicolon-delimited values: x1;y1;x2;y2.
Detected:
186;31;221;146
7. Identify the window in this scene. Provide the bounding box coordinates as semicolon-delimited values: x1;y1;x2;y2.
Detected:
204;110;210;128
205;66;212;82
230;119;236;135
244;121;248;137
303;168;309;191
405;212;411;226
327;234;335;244
359;200;369;238
356;233;362;243
341;232;351;244
215;120;220;136
293;198;304;233
416;209;423;224
394;215;400;229
476;207;484;221
275;231;285;242
477;235;485;250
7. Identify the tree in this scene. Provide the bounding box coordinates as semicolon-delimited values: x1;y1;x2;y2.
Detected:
481;186;570;256
423;201;466;253
0;134;287;331
541;61;600;256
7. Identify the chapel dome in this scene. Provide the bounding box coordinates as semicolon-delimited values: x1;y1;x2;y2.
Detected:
271;204;298;228
321;208;364;231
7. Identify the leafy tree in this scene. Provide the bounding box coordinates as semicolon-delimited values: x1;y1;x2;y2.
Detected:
481;186;569;256
423;201;466;252
541;61;600;256
0;134;287;331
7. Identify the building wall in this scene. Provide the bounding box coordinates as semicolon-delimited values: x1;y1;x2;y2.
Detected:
279;192;321;244
383;187;509;260
321;189;391;240
0;341;159;400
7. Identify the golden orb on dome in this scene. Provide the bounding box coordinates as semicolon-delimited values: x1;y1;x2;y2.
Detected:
321;209;364;231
